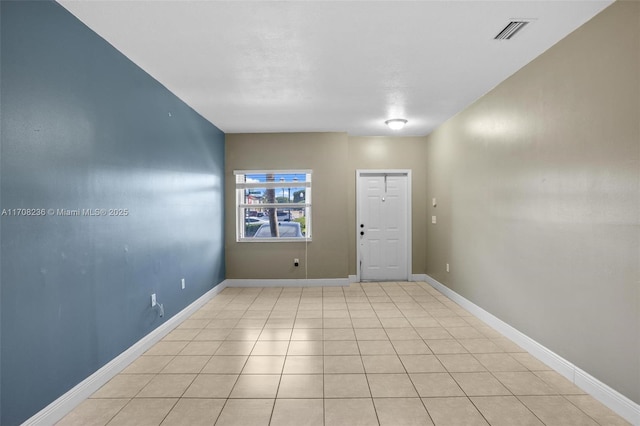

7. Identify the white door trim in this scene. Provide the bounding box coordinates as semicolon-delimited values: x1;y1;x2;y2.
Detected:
356;169;412;282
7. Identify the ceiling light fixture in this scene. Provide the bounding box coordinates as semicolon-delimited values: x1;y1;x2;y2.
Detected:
385;118;408;130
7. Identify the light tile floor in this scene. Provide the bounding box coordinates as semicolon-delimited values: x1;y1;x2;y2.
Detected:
57;282;631;426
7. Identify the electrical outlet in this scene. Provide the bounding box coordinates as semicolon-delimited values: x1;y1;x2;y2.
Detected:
181;278;185;289
446;263;450;273
151;293;157;307
432;216;437;224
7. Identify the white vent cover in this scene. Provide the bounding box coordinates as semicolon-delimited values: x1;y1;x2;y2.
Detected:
494;20;530;40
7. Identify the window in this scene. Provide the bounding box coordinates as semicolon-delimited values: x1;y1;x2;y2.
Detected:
235;170;312;242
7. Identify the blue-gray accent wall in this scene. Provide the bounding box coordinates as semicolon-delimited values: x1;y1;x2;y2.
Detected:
0;2;226;424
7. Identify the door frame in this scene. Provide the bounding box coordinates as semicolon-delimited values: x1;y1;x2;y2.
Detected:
356;169;412;282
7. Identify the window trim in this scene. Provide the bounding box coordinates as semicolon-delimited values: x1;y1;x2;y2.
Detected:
234;169;312;243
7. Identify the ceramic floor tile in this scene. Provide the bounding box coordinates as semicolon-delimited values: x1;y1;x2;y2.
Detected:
277;374;323;398
136;374;196;398
145;341;188;356
564;395;632;426
351;318;383;328
324;374;371;398
493;371;558;395
179;341;222;356
258;328;293;341
407;317;441;328
424;339;467;354
379;317;411;328
519;396;600;426
451;372;511;396
409;373;465;397
421;397;489;426
324;398;379;426
533;371;587;395
182;374;238;398
385;328;422;341
354;328;388;340
57;398;129;426
445;327;485;339
294;319;324;328
362;355;406;373
201;355;247;374
121;356;174;374
214;399;274;426
177;319;211;329
415;327;453;340
160;398;225;426
251;340;289;355
470;396;544;426
92;374;155;399
195;328;232;341
241;355;285;374
323;328;356;340
373;398;434;426
160;355;210;374
265;319;296;328
270;399;324;426
225;328;261;341
106;398;177;426
290;328;323;340
282;355;324;374
62;282;633;426
491;337;526;353
358;340;396;355
367;373;418;397
215;341;255;356
457;338;504;354
229;374;281;398
163;329;200;341
437;354;487;372
287;340;323;355
323;318;353;328
510;353;553;371
324;355;365;374
473;353;528;372
399;354;446;373
392;340;432;355
323;340;359;355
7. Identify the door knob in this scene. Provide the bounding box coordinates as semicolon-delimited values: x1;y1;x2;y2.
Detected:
360;224;364;228
360;231;365;236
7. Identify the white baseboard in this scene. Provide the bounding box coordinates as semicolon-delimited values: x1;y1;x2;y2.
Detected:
423;274;640;426
411;273;428;282
23;281;228;426
348;275;357;283
225;278;349;287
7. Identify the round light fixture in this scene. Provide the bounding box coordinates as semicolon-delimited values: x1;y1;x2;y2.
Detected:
385;118;408;130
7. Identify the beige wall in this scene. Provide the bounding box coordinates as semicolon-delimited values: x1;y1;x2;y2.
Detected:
425;1;639;404
347;136;428;276
225;133;429;279
225;133;350;279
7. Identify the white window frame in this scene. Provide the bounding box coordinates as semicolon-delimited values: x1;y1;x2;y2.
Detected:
235;170;312;242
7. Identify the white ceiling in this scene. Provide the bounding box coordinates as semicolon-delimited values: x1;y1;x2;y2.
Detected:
58;1;612;136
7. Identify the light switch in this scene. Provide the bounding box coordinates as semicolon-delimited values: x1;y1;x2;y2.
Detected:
432;198;437;207
432;216;437;224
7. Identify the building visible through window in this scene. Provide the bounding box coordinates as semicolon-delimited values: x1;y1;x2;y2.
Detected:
235;170;312;241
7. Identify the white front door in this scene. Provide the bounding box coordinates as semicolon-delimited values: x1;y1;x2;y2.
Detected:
357;171;411;281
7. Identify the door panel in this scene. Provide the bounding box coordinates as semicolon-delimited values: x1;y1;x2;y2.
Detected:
358;173;409;281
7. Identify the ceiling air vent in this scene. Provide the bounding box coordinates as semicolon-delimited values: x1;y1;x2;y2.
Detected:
494;20;530;40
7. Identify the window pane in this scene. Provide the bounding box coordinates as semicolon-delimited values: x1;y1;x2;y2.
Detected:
243;187;307;204
243;207;308;239
236;170;311;241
